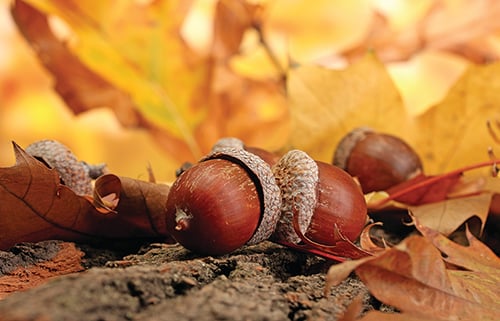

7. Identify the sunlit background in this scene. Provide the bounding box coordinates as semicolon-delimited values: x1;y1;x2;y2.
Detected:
1;0;498;181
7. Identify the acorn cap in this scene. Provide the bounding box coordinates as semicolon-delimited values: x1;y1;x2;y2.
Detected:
211;137;245;152
271;149;319;243
211;137;279;166
25;139;93;196
203;145;282;245
333;127;373;169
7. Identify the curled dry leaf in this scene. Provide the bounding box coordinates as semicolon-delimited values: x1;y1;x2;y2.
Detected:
359;222;387;253
326;223;500;321
0;143;170;250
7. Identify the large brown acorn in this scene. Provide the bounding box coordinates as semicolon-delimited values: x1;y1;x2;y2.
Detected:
333;127;423;193
165;139;281;255
271;150;367;248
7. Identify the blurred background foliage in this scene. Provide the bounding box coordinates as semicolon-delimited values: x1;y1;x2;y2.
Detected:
1;0;499;181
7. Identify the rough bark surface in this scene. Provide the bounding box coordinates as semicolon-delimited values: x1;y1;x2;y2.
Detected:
0;241;385;321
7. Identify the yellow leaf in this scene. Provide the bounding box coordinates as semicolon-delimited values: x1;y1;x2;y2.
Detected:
19;0;206;158
414;62;500;174
286;54;411;162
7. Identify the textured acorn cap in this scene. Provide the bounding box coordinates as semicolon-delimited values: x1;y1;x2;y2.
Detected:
333;127;373;169
25;140;93;196
211;137;245;152
212;137;279;167
203;145;282;245
271;150;319;244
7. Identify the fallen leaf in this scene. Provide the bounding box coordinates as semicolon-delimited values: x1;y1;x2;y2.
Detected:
326;232;500;321
286;53;412;162
413;61;500;174
409;193;492;236
0;143;170;250
416;222;500;273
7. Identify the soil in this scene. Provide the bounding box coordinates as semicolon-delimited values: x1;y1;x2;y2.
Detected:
0;240;390;321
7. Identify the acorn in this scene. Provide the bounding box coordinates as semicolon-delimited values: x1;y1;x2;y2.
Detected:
165;143;281;255
271;150;367;246
333;127;423;193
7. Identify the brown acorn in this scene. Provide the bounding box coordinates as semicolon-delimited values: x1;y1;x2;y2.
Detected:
272;150;367;246
333;127;423;193
165;144;281;255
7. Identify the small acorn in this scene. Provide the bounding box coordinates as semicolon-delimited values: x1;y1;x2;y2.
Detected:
25;139;106;196
333;127;423;193
165;143;281;255
272;150;367;246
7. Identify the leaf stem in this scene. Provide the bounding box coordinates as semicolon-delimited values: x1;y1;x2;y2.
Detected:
371;158;500;208
253;21;287;78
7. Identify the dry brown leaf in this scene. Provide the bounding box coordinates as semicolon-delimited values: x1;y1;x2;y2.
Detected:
416;222;500;273
0;143;170;250
409;193;492;236
326;232;500;321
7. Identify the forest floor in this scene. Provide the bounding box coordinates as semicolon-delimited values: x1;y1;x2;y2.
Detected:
0;240;392;321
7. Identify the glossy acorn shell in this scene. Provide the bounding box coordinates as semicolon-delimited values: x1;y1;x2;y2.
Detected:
305;161;367;245
165;158;261;255
272;150;367;246
334;128;423;193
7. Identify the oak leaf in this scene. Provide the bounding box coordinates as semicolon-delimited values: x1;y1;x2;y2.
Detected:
414;61;500;174
326;226;500;321
286;53;411;162
0;143;170;250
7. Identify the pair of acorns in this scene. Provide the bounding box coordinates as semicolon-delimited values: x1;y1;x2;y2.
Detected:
165;128;423;256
